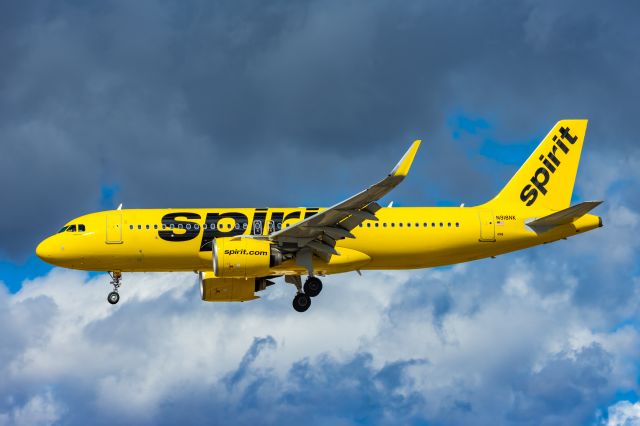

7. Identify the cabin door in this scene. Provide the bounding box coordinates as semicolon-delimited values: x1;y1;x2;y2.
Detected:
478;210;496;242
106;213;123;244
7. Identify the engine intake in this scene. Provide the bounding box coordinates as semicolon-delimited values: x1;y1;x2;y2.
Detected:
213;237;283;278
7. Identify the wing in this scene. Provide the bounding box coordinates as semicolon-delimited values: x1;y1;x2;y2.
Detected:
265;140;421;264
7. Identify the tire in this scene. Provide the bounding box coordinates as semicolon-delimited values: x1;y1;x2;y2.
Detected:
303;277;323;298
107;291;120;305
292;293;311;312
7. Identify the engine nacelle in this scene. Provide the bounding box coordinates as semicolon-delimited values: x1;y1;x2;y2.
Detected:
213;237;283;278
200;272;275;302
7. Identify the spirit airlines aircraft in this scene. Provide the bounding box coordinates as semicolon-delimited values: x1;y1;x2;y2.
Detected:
36;120;602;312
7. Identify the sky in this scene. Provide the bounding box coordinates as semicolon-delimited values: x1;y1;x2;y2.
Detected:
1;1;640;425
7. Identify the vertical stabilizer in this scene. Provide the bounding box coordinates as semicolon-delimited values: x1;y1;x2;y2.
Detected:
487;120;588;211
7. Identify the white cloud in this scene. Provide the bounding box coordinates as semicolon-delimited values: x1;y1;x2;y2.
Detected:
0;250;638;425
0;391;65;426
605;401;640;426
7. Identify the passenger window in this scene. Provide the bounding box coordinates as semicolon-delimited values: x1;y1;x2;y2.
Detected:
432;223;435;227
170;224;174;229
383;223;387;227
423;223;427;227
178;224;183;229
440;223;443;227
244;223;249;229
227;224;231;229
456;222;460;227
67;225;77;232
399;223;403;228
138;225;142;230
162;224;167;230
154;224;158;230
391;223;395;227
375;223;379;227
367;223;371;227
146;224;150;230
194;224;199;230
186;224;191;230
203;224;208;230
407;223;411;227
129;225;134;230
448;223;451;227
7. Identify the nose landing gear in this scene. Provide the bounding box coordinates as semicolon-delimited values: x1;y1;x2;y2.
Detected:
107;271;122;305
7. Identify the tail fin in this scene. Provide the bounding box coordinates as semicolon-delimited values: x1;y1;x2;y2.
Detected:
487;119;588;211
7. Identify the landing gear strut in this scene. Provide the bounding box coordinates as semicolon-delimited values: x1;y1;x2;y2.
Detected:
107;271;122;305
285;275;323;312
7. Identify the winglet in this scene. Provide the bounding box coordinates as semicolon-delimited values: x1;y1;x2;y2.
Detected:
390;140;421;177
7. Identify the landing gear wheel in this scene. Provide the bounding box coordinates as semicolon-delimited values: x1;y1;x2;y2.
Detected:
107;271;122;305
303;277;323;298
107;291;120;305
292;293;311;312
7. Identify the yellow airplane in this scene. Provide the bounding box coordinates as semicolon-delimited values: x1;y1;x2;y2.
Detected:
36;119;602;312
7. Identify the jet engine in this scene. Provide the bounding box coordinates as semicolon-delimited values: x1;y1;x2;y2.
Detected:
213;237;283;278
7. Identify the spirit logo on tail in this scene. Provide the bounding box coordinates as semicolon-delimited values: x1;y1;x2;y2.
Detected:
520;126;578;206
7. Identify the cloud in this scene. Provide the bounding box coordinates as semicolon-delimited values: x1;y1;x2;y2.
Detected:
2;1;640;424
602;401;640;426
0;242;638;425
2;0;640;258
0;391;65;426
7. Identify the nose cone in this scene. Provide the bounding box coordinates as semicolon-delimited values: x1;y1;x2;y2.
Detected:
36;237;57;264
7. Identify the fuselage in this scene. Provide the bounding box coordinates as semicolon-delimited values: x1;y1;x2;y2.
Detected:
36;205;602;275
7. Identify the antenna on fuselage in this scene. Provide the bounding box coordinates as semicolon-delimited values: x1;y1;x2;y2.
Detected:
117;203;123;210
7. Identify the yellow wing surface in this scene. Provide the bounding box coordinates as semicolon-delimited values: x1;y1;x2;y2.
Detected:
264;140;421;264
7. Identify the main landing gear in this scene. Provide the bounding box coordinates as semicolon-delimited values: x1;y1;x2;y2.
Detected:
292;293;311;312
287;276;323;313
303;276;323;297
107;271;122;305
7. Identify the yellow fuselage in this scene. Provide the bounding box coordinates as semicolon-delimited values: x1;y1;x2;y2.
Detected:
36;206;602;276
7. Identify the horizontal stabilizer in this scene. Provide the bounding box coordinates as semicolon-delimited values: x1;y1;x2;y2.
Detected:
527;201;602;228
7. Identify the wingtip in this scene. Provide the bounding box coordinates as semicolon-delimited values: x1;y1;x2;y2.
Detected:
390;139;421;177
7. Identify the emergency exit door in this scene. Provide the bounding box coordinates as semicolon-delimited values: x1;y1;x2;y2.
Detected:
106;213;123;244
478;210;496;242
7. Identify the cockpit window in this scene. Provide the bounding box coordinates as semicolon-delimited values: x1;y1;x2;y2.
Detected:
58;226;68;233
78;224;86;232
67;224;77;232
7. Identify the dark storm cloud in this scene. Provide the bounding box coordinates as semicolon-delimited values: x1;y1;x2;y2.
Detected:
1;0;639;259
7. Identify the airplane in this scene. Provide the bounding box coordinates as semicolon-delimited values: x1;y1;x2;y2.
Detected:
36;119;603;312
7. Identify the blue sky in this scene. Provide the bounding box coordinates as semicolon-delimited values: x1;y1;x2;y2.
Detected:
1;1;640;425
